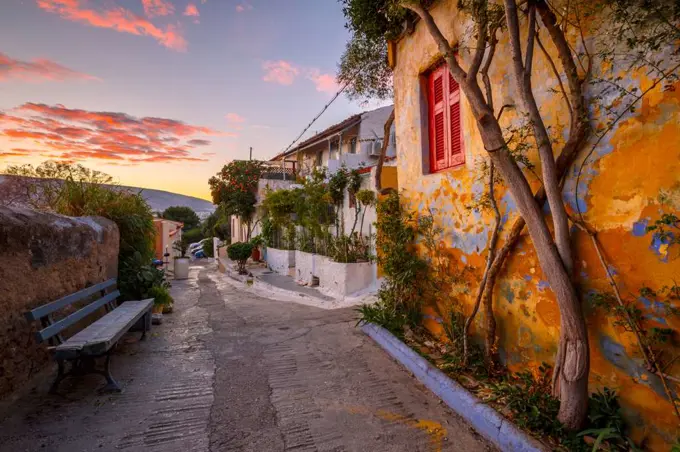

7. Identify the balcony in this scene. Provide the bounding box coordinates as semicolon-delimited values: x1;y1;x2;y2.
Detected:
260;160;297;181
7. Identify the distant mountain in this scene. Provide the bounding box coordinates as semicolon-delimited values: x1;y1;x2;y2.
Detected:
0;175;216;218
118;185;215;218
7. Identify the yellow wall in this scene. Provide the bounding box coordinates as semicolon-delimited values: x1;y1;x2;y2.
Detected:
393;1;680;447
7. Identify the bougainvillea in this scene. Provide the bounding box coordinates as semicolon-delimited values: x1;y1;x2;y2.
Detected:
209;160;264;232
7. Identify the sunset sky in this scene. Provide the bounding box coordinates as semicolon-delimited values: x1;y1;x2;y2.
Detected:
0;0;375;200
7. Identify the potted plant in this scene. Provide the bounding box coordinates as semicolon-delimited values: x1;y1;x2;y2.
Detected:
227;242;254;274
148;285;173;323
172;235;191;280
250;235;265;262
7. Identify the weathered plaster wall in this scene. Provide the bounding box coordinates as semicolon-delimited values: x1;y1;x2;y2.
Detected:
0;206;119;400
266;247;295;276
393;0;680;447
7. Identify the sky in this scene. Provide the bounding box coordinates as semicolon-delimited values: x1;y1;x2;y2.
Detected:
0;0;379;200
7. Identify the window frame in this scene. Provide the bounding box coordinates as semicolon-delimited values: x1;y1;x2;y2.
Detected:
427;63;465;174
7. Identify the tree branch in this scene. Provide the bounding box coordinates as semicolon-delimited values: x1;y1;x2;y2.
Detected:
536;32;573;120
468;13;489;81
401;1;468;82
375;109;396;194
525;4;537;75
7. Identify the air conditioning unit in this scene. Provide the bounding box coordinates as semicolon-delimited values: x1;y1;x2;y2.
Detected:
369;140;382;157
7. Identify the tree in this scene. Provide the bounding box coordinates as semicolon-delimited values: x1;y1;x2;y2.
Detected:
342;0;591;428
208;160;264;241
162;206;200;230
338;4;399;192
2;160;158;302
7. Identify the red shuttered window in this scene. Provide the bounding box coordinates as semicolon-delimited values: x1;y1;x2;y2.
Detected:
428;64;465;173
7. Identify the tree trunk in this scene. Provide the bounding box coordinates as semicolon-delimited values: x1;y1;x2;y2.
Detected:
375;109;396;193
404;0;590;429
463;162;501;365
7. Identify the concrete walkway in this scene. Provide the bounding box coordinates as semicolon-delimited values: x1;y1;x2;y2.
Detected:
0;263;493;452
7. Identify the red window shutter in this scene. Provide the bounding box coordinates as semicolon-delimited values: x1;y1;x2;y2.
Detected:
429;66;448;172
447;70;464;166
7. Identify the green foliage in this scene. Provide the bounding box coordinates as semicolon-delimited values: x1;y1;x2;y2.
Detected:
578;388;639;451
646;211;680;258
356;301;420;337
250;234;265;248
328;167;350;205
355;189;376;207
209;160;264;225
119;251;169;302
182;227;204;244
227;242;253;274
338;31;393;101
148;285;174;307
7;161;159;302
201;206;230;241
358;192;428;332
162;206;200;230
202;239;214;258
490;365;563;436
173;235;190;258
327;233;372;263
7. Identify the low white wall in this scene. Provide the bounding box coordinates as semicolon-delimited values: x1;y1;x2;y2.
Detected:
295;250;375;296
266;247;295;276
317;260;374;296
295;250;317;285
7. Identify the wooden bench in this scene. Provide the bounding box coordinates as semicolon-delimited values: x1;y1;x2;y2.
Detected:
25;279;153;394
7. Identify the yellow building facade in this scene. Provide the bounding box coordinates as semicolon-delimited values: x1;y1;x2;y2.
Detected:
391;1;680;447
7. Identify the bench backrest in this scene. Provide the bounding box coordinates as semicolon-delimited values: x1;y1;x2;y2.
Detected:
25;278;120;345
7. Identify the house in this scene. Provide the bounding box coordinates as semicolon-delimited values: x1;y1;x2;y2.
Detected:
271;105;398;236
390;0;680;447
153;218;183;271
246;106;399;295
272;105;396;178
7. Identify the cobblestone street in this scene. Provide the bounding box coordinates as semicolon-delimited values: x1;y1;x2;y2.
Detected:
0;264;492;452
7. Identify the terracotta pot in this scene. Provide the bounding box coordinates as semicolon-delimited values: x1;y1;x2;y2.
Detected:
251;247;261;262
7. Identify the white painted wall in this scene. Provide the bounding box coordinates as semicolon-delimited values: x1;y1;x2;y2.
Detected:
266;247;296;276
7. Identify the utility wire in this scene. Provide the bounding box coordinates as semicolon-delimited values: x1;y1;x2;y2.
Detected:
278;67;363;157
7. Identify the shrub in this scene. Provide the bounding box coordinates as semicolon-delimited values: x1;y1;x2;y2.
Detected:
227;242;253;274
5;161;159;302
162;206;200;230
182;227;204;244
202;239;214;257
148;285;174;307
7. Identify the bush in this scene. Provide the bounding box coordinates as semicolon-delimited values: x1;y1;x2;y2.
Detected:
162;206;200;230
119;252;169;301
202;239;214;257
227;242;253;274
148;285;174;307
182;227;204;244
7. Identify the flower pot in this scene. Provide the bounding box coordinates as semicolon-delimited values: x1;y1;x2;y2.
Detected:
251;247;261;262
174;257;190;280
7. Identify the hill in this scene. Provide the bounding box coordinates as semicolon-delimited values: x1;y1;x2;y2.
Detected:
0;175;216;218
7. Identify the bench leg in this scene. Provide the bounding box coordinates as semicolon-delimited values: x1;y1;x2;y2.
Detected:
98;354;122;393
141;311;150;341
49;359;67;394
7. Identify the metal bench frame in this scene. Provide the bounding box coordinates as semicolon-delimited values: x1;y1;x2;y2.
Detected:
25;279;151;394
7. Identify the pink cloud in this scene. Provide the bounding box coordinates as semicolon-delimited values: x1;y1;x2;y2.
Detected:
36;0;188;51
235;2;253;12
0;103;235;165
262;60;300;85
0;52;98;83
183;3;199;16
141;0;174;17
225;113;246;123
305;69;338;94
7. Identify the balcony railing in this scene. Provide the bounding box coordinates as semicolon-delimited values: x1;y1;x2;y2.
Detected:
261;160;297;181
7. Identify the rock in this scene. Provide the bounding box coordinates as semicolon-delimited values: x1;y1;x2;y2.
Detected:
0;206;119;400
152;313;164;325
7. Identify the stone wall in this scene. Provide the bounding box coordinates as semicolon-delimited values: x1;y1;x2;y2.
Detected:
0;206;119;400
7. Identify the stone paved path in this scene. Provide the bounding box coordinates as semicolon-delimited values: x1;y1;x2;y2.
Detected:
0;263;493;452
